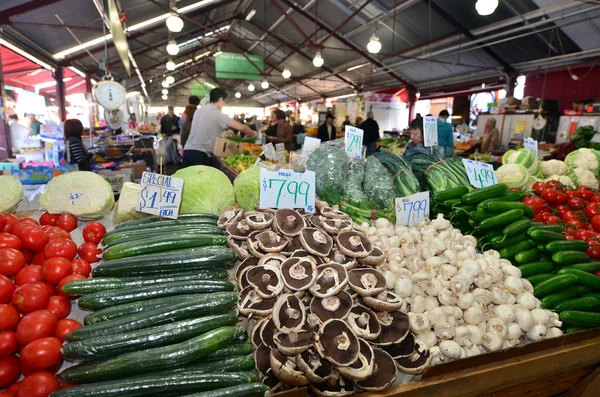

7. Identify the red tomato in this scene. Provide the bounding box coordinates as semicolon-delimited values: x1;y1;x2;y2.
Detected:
585;202;600;218
533;213;546;223
44;239;77;261
0;305;19;332
546;180;564;190
38;213;59;227
0;392;14;397
82;222;106;245
53;319;82;343
0;276;15;304
0;215;5;234
71;259;91;278
32;250;46;266
555;191;568;205
0;356;20;389
0;249;25;277
590;195;600;203
7;382;20;395
11;284;51;315
11;222;41;239
42;257;72;285
585;244;600;260
59;381;77;389
574;229;592;241
567;219;585;229
20;337;62;375
19;218;38;226
21;249;33;265
56;214;77;233
17;371;59;397
46;297;70;320
15;266;42;286
546;215;561;225
566;234;575;240
0;234;21;251
568;197;587;210
2;215;17;234
591;215;600;233
45;227;70;242
561;210;577;222
56;274;86;298
20;228;49;253
523;196;544;214
532;181;547;196
565;188;579;199
0;332;16;358
78;242;101;263
15;310;57;346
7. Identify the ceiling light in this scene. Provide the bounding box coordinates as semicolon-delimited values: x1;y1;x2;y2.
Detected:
162;89;168;95
162;80;169;88
235;91;241;98
245;9;256;21
367;33;381;54
248;83;255;92
166;40;179;55
313;51;324;67
481;83;486;89
261;79;269;89
166;59;176;71
347;63;368;72
166;13;184;32
282;67;291;79
205;82;216;89
162;94;168;100
166;76;175;84
475;0;499;16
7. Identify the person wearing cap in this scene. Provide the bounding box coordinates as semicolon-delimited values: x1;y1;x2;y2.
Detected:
317;113;336;142
27;114;43;136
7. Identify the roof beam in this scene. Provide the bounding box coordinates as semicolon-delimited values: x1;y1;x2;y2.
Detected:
0;0;63;24
317;0;372;46
270;0;314;46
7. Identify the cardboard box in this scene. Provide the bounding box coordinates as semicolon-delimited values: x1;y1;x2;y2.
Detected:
117;162;148;179
213;136;244;158
10;165;77;185
97;169;134;194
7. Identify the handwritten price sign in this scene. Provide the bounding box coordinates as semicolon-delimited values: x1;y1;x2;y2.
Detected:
345;126;364;159
137;172;184;219
524;137;538;159
262;143;277;160
462;159;498;189
259;168;316;212
424;116;438;147
395;192;430;226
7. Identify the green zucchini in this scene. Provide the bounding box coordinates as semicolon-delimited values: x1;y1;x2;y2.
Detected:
499;240;532;259
552;250;590;266
518;262;555;278
541;286;591;309
68;292;238;341
502;218;532;236
557;268;600;290
174;383;270;397
526;273;555;286
93;246;236;277
491;233;528;250
514;248;540;265
51;372;258;397
461;184;508;205
433;187;469;203
560;311;600;328
102;226;224;248
475;191;527;211
478;209;524;231
63;313;237;360
564;262;600;273
528;229;566;243
545;240;589;253
534;274;579;297
206;342;254;359
554;297;600;313
479;201;535;218
115;213;219;229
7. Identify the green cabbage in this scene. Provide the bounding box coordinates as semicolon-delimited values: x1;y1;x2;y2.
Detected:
234;166;261;211
113;182;153;224
174;166;235;215
495;164;529;189
0;176;24;214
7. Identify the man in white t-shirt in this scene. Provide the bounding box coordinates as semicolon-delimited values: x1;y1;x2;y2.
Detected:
183;88;255;167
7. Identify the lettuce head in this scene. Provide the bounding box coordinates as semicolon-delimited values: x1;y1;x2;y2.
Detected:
0;175;24;214
174;166;235;215
234;166;261;211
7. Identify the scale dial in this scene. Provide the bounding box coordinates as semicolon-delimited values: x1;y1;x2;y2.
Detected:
94;80;126;110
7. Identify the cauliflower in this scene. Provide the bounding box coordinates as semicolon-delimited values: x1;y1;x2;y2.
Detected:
541;160;567;177
495;163;529;188
565;148;600;173
568;167;599;189
544;174;575;188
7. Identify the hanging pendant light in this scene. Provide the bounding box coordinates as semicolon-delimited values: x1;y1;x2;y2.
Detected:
162;94;168;100
166;40;179;56
312;51;324;67
282;67;291;79
248;83;255;92
367;33;381;54
166;59;176;71
166;76;175;84
166;13;184;32
162;80;169;88
162;89;168;95
475;0;499;16
235;92;241;99
261;79;269;89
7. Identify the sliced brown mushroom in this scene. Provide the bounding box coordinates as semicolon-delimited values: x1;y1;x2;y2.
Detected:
275;209;306;237
310;291;353;323
226;219;253;240
309;215;326;230
270;349;308;386
254;343;271;376
244;211;274;230
247;231;265;258
336;231;372;258
274;330;315;355
348;268;387;297
295;349;333;383
251;318;268;348
281;236;303;256
357;348;398;391
309;262;348;298
256;230;290;253
314;319;359;367
305;312;322;333
246;264;284;299
273;294;306;333
357;246;386;267
235;257;258;282
346;305;381;341
363;290;406;312
309;372;355;397
300;228;333;257
395;338;431;374
373;311;410;346
227;237;251;260
322;218;353;235
258;253;286;268
383;332;415;359
217;207;243;228
337;338;374;381
320;207;351;220
238;286;276;317
260;317;278;349
327;249;357;270
280;257;318;292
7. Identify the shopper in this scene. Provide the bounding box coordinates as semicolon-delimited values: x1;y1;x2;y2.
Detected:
128;113;137;130
64;119;92;171
317;113;336;142
183;88;255;167
180;96;201;148
160;106;180;136
342;115;352;128
361;111;380;155
480;117;500;153
27;114;43;136
265;109;294;151
179;96;200;128
438;110;455;156
354;116;363;127
405;117;425;152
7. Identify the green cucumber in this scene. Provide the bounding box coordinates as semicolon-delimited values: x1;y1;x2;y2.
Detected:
479;201;535;218
84;295;193;325
469;211;496;224
502;218;532;236
528;224;562;233
528;229;566;243
103;234;227;261
560;311;600;328
557;268;600;290
554;297;600;313
111;217;218;234
63;313;237;360
518;262;555;278
115;213;218;229
564;262;600;273
475;191;527;211
433;187;469;203
478;209;524;231
68;292;238;341
173;383;270;397
545;240;589;253
565;326;588;333
102;226;224;248
51;372;258;397
499;240;532;259
552;250;590;266
442;198;462;209
526;273;555;286
461;184;508;205
541;286;591;309
206;342;254;359
160;355;255;375
491;233;527;250
93;246;236;277
78;280;234;310
534;274;579;297
514;248;540;265
584;292;600;300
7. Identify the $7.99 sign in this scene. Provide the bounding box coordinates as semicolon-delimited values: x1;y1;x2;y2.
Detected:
395;192;430;226
259;168;316;212
137;172;184;219
462;159;497;189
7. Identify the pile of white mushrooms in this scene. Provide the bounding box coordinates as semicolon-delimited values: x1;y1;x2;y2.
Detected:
358;214;563;366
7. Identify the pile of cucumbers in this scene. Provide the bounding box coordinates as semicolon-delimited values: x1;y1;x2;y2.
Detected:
433;184;600;332
53;214;267;397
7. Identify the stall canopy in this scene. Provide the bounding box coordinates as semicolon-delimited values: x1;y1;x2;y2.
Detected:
0;0;598;106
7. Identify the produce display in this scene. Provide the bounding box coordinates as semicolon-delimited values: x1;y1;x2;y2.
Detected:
224;154;258;173
173;166;236;216
0;176;24;214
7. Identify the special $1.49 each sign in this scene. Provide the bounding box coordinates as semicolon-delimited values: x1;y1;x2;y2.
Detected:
137;171;184;219
259;168;316;212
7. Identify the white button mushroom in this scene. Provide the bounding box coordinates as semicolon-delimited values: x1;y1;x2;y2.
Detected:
464;306;485;325
394;275;413;298
516;292;537;310
457;293;475;310
525;324;547;341
504;276;524;295
439;340;462;360
494;304;516;324
482;332;504;352
409;313;431;334
515;308;535;332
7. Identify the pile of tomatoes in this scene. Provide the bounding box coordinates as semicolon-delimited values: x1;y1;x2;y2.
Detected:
0;212;106;396
526;181;600;260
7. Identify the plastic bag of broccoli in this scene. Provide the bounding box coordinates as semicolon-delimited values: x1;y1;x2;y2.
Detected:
305;145;349;205
344;158;366;203
363;156;396;208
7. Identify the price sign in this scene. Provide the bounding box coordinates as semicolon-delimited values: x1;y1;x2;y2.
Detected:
262;143;277;160
345;126;364;159
524;137;538;159
137;172;184;219
303;136;321;152
462;159;498;188
591;133;600;143
423;116;438;147
260;168;316;212
275;143;286;164
395;192;430;226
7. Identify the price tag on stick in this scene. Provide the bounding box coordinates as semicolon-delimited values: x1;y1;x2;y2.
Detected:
462;159;498;188
524;137;538;159
137;171;184;219
262;143;277;160
423;116;438;147
259;168;316;212
275;143;286;164
395;192;430;226
345;126;364;159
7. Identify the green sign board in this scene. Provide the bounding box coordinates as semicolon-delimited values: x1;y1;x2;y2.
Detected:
191;85;210;97
215;52;264;80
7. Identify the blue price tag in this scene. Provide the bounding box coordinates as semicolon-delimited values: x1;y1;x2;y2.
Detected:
137;172;184;219
395;192;430;226
462;159;498;189
260;168;316;212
